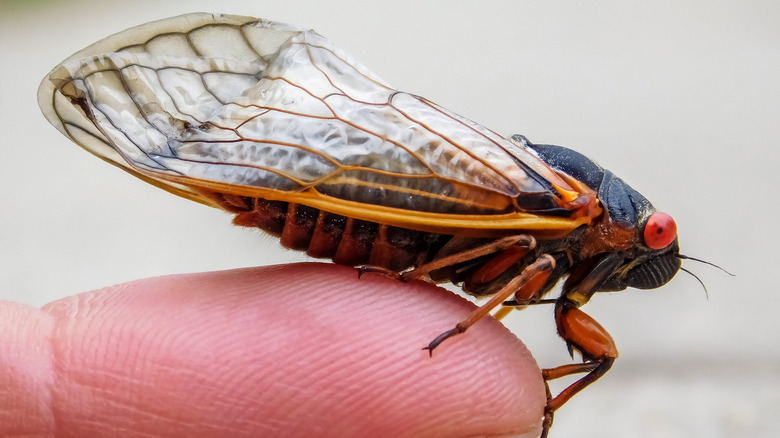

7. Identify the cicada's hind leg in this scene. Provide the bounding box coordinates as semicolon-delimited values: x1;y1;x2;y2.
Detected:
423;252;555;354
357;235;534;281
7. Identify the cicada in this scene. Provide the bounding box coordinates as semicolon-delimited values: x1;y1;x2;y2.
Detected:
38;13;684;436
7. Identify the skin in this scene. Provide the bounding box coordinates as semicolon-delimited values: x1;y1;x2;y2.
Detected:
0;263;545;437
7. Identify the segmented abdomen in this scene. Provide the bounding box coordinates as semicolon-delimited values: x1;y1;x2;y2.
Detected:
209;192;451;272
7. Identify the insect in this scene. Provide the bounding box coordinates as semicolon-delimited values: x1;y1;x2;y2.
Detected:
39;13;685;436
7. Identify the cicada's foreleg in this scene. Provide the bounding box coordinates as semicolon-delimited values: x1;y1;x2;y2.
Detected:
539;253;625;438
423;253;555;355
539;302;617;437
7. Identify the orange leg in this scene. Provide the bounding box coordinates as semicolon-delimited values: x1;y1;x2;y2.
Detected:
539;301;618;438
423;254;555;354
402;235;533;282
356;235;531;281
493;305;514;321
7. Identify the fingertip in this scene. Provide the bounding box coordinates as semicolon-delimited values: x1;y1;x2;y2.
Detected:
0;301;55;433
25;263;546;437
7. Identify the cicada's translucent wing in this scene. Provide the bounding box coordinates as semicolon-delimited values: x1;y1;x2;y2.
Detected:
39;13;596;234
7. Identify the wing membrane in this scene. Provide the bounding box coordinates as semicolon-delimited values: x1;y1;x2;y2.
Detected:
38;13;596;234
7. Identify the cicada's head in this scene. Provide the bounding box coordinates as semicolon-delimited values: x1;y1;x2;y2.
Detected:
582;164;680;292
520;138;681;291
597;216;681;292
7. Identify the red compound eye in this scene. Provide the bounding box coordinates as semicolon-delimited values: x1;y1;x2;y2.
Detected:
644;212;677;250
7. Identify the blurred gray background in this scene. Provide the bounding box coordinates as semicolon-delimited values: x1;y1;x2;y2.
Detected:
1;1;777;436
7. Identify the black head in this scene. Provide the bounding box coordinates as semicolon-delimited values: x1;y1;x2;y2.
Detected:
518;136;681;292
599;239;681;291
